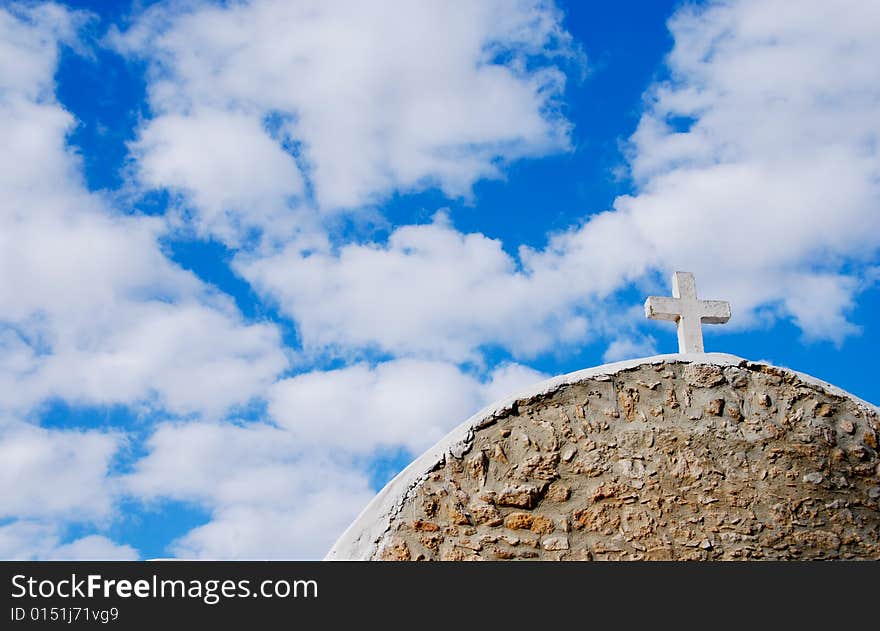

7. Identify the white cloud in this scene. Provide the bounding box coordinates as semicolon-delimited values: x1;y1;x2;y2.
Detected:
0;521;137;561
125;420;377;559
239;213;589;362
133;108;305;245
0;1;292;561
45;535;139;561
169;500;368;560
0;2;81;99
602;335;658;363
126;421;301;506
269;357;547;454
35;302;286;417
0;422;120;521
126;358;546;558
480;361;550;408
241;0;880;360
610;0;880;340
113;0;578;243
0;416;135;560
0;4;288;417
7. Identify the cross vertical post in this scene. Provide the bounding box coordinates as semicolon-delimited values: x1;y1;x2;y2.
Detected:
644;271;731;353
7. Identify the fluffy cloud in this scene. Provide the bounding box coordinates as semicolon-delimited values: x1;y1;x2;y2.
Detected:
47;535;139;561
0;3;287;417
0;2;289;559
0;2;79;98
133;108;305;245
231;209;677;363
269;357;546;453
0;422;120;521
126;420;383;558
0;420;135;561
113;0;578;242
239;213;588;362
0;522;136;561
126;358;545;558
602;335;658;364
543;0;880;342
242;0;880;361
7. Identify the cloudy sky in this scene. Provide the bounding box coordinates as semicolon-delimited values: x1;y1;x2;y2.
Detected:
1;0;878;559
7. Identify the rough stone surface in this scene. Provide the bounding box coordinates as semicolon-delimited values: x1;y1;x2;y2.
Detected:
332;356;880;561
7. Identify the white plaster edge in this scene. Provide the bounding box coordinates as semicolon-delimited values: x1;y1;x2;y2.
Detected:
324;353;879;561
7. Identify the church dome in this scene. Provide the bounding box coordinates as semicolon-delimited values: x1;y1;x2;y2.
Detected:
327;354;880;560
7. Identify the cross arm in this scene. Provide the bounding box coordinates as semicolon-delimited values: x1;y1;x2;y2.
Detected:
644;296;681;322
699;300;731;324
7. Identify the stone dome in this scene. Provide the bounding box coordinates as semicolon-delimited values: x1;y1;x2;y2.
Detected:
327;354;880;560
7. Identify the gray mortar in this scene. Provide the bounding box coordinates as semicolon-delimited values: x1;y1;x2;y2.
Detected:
326;353;880;560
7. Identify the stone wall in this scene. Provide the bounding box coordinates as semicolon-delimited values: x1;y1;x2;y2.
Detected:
367;360;880;560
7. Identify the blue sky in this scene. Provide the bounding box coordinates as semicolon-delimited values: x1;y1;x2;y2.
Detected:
1;0;878;559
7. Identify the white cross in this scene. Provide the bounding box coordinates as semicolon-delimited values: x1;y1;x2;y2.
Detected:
644;271;731;354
